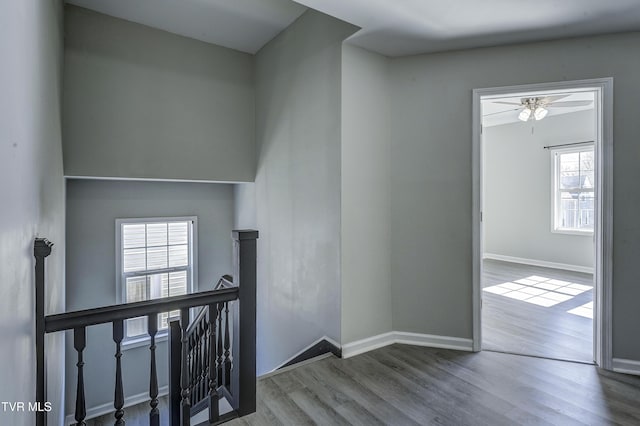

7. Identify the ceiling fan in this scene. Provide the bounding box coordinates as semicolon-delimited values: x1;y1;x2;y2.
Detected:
492;95;594;122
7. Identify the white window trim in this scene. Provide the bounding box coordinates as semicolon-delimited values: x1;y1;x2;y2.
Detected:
115;216;198;348
550;144;595;236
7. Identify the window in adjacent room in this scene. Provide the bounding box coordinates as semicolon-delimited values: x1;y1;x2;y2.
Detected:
551;145;595;234
116;217;197;341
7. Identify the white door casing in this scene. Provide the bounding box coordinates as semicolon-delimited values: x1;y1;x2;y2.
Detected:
471;78;613;369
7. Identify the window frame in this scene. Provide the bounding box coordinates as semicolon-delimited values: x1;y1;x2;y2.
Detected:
115;216;198;348
550;144;595;236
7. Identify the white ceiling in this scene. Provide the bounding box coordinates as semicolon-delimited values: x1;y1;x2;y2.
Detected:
295;0;640;56
67;0;640;56
482;92;595;127
65;0;308;54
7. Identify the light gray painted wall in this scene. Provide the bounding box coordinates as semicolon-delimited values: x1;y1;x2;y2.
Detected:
341;44;393;344
63;5;255;182
233;183;257;230
65;179;234;413
389;32;640;359
254;10;358;374
0;1;66;424
483;111;595;268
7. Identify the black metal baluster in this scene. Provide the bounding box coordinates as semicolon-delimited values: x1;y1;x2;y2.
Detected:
187;333;192;403
200;322;207;402
196;323;203;403
180;308;191;426
113;320;125;425
189;331;196;404
224;302;232;388
74;327;87;426
190;331;197;403
201;321;209;402
208;304;219;423
195;332;199;400
217;303;223;387
148;313;159;426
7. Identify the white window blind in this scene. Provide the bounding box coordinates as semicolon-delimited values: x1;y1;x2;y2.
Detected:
117;218;196;339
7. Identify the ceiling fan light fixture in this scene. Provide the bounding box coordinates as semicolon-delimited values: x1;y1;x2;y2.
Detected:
518;108;531;122
534;106;548;120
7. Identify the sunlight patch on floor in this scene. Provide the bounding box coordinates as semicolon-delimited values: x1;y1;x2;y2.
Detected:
483;275;592;307
567;301;593;319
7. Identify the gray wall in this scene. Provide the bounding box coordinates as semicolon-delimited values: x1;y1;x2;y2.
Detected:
253;10;357;374
65;179;234;413
233;183;257;230
483;111;594;269
389;32;640;359
63;5;255;182
341;45;393;344
0;0;66;424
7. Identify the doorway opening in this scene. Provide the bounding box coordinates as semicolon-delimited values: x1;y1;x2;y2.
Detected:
472;79;613;368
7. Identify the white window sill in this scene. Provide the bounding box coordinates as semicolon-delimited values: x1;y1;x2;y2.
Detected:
552;228;594;236
122;331;169;350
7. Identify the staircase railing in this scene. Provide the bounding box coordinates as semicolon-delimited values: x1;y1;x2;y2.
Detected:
34;230;258;426
169;275;234;424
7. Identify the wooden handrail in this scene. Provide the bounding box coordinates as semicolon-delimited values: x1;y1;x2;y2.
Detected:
186;305;208;337
215;274;234;290
35;229;258;426
186;275;234;336
45;287;238;333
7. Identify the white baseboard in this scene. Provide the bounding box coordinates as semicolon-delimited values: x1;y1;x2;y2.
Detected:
483;253;593;274
342;332;396;359
612;358;640;376
394;332;474;351
65;385;168;425
342;331;473;359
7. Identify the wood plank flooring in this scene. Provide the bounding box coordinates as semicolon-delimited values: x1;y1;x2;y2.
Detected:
482;259;593;362
231;345;640;425
82;345;640;425
84;396;170;426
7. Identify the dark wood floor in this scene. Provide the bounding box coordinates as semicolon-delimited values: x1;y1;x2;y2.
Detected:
232;345;640;426
482;259;593;362
85;396;170;426
84;345;640;425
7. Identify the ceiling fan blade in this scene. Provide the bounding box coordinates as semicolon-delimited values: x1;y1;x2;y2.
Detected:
540;94;571;103
483;107;521;117
548;100;594;108
492;101;523;106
